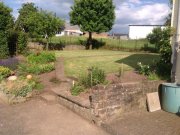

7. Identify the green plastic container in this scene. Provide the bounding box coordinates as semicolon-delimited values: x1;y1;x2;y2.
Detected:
162;83;180;113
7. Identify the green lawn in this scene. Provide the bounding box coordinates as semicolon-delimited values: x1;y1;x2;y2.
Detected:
56;50;159;78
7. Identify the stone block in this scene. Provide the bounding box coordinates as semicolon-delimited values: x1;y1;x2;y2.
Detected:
146;92;161;112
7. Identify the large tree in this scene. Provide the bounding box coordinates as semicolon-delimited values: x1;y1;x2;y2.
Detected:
15;3;38;33
70;0;115;49
0;2;14;58
16;3;64;50
33;11;64;50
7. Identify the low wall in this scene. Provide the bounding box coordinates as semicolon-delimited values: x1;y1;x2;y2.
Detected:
90;81;162;120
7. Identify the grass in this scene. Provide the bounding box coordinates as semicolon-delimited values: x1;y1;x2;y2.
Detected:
55;50;159;78
33;36;155;52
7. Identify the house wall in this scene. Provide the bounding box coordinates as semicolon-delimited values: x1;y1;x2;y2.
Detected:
129;25;164;39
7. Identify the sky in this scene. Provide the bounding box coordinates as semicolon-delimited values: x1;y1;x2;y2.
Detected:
2;0;170;34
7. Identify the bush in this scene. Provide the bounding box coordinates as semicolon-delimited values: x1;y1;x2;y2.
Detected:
18;63;55;75
147;27;172;79
1;79;35;97
0;31;9;59
17;32;28;54
137;62;151;76
79;66;106;88
0;66;11;78
27;51;56;64
71;83;84;96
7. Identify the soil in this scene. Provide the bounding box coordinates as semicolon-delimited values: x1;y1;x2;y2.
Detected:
106;70;147;84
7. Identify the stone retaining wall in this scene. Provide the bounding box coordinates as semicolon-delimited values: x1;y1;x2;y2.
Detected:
90;81;162;120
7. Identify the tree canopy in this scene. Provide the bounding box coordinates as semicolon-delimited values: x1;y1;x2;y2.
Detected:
31;10;64;50
70;0;115;49
15;3;38;32
0;2;14;32
0;2;14;59
15;3;64;50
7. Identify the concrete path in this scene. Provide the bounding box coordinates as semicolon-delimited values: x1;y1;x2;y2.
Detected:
0;98;109;135
105;110;180;135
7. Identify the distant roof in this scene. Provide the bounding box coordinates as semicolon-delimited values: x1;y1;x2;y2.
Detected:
65;23;80;31
109;33;128;36
129;25;164;26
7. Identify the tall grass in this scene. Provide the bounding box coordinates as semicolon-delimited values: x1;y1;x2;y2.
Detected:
32;36;156;52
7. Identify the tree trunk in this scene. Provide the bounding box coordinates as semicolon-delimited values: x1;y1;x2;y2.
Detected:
46;37;49;50
86;32;92;50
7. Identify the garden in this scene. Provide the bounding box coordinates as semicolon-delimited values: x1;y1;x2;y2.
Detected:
0;51;56;103
0;1;172;104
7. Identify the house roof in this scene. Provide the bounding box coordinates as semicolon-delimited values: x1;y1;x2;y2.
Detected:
65;23;80;31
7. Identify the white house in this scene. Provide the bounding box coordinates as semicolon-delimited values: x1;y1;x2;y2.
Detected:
129;25;164;39
56;23;83;37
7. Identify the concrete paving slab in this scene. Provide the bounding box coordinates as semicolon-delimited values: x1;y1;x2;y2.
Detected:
105;111;180;135
0;98;109;135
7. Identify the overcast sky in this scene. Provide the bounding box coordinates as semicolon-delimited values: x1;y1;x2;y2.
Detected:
2;0;170;34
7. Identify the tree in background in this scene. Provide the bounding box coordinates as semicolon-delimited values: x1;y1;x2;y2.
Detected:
0;2;14;59
70;0;115;49
29;11;64;50
15;3;64;50
15;3;38;33
147;27;173;78
165;0;173;26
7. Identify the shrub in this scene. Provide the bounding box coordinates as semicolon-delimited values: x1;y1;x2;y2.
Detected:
1;79;36;97
18;63;55;75
0;66;11;78
71;83;84;96
147;27;172;79
79;66;106;88
0;31;9;59
137;62;151;76
17;32;28;54
27;51;56;64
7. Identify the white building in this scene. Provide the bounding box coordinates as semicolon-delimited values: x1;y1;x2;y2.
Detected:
56;23;83;37
129;25;164;39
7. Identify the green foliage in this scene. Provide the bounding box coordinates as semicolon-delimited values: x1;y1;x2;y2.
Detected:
0;2;14;31
137;62;151;76
147;27;163;52
70;66;106;96
0;66;11;78
0;3;14;58
15;2;64;50
70;0;115;33
17;32;28;54
148;72;160;80
34;11;64;50
18;63;55;75
0;31;9;59
79;67;106;88
35;36;153;52
27;51;56;64
147;27;172;78
1;79;36;97
12;83;34;97
71;83;84;96
15;3;38;32
18;51;55;75
70;0;115;49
